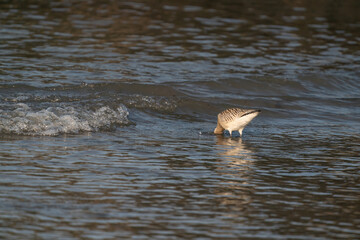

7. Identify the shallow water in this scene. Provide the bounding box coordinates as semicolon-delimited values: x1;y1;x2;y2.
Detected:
1;0;360;239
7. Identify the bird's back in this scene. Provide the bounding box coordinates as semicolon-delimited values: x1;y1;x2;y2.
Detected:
218;108;250;124
216;108;260;134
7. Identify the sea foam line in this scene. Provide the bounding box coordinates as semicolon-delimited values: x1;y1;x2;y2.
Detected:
0;103;129;136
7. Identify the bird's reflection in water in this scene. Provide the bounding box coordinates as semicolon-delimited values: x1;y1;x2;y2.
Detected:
215;135;256;165
214;136;257;214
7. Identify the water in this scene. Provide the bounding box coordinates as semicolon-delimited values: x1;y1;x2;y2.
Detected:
1;0;360;239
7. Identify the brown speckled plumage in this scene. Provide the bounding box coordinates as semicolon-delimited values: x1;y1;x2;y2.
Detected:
218;108;250;123
214;108;261;136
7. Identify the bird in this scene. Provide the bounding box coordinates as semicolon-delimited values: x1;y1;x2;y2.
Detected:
214;108;261;137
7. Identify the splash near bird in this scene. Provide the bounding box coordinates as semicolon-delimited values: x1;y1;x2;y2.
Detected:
214;108;261;137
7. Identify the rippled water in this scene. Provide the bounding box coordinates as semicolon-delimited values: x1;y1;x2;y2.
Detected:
1;0;360;239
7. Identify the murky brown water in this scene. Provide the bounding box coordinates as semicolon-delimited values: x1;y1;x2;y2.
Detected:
1;0;360;239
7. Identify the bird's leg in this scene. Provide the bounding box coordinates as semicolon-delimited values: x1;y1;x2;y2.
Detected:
230;131;241;137
223;130;231;137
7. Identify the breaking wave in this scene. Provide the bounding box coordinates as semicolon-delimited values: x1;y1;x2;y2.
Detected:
0;103;129;136
0;83;183;136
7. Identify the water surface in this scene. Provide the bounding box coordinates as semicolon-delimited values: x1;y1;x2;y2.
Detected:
0;0;360;239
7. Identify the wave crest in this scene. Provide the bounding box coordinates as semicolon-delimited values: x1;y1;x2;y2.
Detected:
0;103;129;136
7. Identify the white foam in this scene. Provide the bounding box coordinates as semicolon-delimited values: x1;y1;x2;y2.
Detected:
125;95;177;112
0;103;129;136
